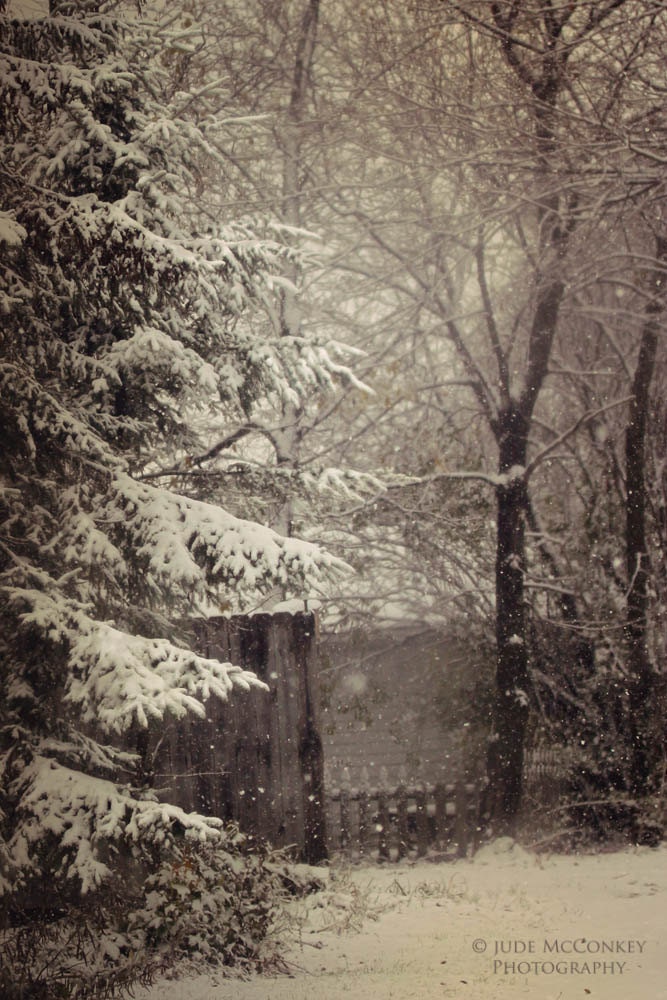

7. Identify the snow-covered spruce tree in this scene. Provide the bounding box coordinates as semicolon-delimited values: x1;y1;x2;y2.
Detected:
0;1;345;993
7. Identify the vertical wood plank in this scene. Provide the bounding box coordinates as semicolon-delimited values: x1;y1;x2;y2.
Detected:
377;795;390;861
434;783;448;850
454;779;469;858
415;786;429;857
396;786;409;859
271;612;302;850
358;792;369;857
295;612;328;863
339;790;350;851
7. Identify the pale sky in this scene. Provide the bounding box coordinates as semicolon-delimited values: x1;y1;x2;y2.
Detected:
8;0;47;15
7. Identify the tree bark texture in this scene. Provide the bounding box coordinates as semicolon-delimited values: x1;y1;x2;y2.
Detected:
624;236;666;795
481;406;531;833
481;263;566;834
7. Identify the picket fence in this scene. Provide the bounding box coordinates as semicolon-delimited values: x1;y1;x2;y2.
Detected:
326;780;480;860
325;747;570;861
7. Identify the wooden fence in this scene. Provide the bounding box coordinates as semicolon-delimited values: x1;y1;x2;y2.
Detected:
326;780;480;860
152;615;570;863
523;745;573;808
154;612;327;863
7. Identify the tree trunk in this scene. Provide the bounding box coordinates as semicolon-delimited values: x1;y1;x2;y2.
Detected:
481;406;531;835
624;236;666;795
273;0;319;539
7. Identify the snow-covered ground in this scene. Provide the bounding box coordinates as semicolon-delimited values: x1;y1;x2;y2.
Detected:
138;838;667;1000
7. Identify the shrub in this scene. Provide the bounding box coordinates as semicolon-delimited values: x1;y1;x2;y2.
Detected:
0;825;321;999
131;830;295;971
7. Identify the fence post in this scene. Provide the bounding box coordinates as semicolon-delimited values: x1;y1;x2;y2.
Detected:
357;796;369;857
396;786;409;859
338;768;351;852
414;785;429;857
377;794;390;861
454;779;469;858
434;783;448;851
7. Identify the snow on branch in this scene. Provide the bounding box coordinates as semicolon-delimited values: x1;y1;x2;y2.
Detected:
6;586;265;733
67;621;265;733
309;467;385;500
0;361;119;470
248;335;372;409
107;473;350;608
108;326;218;397
39;734;139;777
7;755;223;894
0;210;27;246
55;490;128;590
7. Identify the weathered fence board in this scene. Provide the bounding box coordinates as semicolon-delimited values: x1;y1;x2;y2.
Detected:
326;781;480;860
154;612;327;863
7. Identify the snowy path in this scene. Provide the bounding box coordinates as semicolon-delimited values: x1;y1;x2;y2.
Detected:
138;840;667;1000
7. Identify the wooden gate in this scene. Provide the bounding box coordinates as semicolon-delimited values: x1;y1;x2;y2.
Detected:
155;612;327;863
